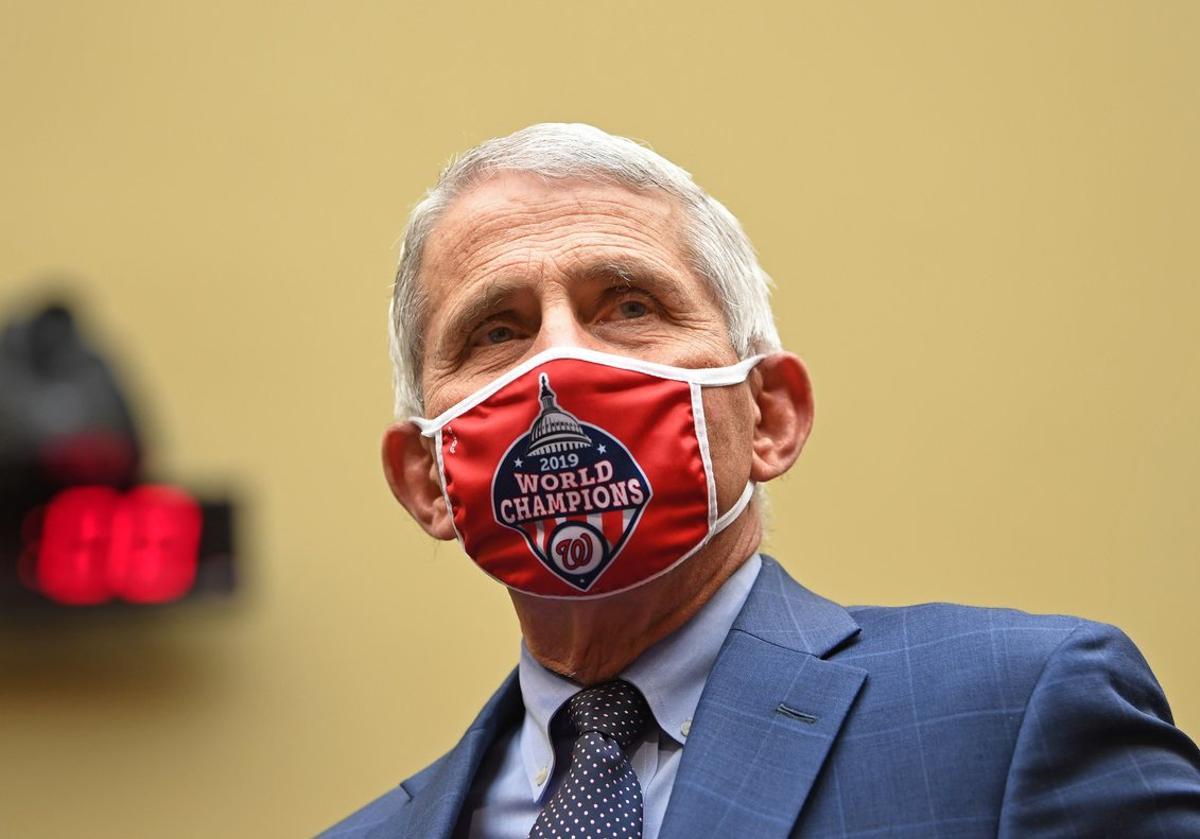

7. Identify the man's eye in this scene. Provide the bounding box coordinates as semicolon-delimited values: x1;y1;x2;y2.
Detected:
484;325;515;344
616;300;649;319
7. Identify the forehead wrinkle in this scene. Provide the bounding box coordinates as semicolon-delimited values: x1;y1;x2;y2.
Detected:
431;177;684;270
450;210;680;280
444;211;694;302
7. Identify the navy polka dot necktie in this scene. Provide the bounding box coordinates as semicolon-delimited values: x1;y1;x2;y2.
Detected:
529;680;651;839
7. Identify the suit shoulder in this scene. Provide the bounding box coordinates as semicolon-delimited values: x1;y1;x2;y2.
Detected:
838;602;1123;697
848;601;1089;650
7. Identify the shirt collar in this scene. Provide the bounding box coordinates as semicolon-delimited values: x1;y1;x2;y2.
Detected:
516;553;763;800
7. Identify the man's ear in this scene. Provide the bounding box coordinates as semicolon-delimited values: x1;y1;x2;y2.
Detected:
748;351;814;483
381;422;458;541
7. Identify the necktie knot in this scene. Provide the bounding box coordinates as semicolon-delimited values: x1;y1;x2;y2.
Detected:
564;679;650;750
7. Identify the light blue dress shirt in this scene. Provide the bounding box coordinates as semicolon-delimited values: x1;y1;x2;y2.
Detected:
456;553;763;839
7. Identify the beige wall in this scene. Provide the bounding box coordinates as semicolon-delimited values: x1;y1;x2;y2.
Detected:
1;2;1197;836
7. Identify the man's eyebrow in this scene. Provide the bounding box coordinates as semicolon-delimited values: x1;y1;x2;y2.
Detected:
436;257;692;347
580;258;691;304
438;276;527;346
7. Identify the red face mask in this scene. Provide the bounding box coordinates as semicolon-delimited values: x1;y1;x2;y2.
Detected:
413;347;762;599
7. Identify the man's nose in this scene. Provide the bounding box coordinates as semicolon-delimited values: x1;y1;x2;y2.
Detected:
529;299;595;354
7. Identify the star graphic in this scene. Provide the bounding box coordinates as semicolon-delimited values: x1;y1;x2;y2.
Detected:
513;458;523;468
597;444;607;454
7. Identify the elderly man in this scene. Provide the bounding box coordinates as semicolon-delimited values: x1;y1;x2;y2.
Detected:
321;124;1200;838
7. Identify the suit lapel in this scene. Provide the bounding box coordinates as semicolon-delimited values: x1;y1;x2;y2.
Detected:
381;670;522;839
660;557;867;839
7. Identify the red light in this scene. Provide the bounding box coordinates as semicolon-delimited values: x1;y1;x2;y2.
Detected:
37;487;120;604
33;485;201;606
109;486;201;603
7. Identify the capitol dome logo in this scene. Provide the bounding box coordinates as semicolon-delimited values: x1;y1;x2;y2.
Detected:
491;374;652;591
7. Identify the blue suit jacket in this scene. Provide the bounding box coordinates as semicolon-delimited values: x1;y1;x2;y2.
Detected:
320;557;1200;837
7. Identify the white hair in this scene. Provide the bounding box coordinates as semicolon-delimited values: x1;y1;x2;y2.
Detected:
389;122;782;418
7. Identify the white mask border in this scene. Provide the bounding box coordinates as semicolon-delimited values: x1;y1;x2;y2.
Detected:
411;345;766;435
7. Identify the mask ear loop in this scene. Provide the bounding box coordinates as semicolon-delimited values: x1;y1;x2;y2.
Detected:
408;415;470;546
690;376;758;541
689;381;720;527
710;481;756;535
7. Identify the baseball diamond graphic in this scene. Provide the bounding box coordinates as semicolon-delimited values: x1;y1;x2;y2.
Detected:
491;374;653;591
